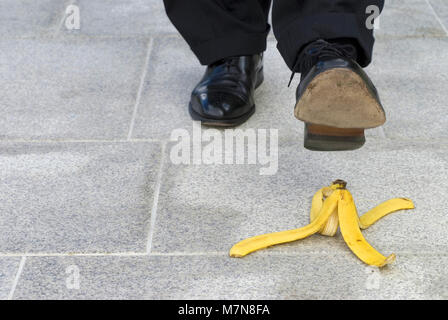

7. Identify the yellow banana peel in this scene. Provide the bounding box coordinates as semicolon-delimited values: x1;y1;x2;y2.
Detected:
229;180;415;267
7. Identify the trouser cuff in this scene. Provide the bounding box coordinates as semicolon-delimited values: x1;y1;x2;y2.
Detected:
191;30;269;65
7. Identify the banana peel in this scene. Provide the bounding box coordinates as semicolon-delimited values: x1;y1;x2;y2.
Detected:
229;180;414;267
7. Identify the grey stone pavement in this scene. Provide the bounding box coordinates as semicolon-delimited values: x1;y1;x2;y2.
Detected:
0;0;448;300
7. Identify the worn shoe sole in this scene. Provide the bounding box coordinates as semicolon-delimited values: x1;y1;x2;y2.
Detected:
295;68;385;151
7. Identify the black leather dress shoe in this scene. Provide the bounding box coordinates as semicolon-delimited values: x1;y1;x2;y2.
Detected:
189;54;263;127
292;40;386;151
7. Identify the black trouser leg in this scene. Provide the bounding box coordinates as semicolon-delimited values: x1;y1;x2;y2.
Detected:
163;0;272;65
272;0;385;70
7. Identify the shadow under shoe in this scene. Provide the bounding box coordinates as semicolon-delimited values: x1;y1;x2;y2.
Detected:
189;54;264;127
293;41;385;151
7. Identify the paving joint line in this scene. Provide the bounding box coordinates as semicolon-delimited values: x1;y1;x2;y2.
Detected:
7;256;26;300
379;135;448;145
127;37;155;140
377;127;387;139
145;142;167;254
3;31;448;42
0;138;162;144
0;252;148;258
0;251;446;258
425;0;448;36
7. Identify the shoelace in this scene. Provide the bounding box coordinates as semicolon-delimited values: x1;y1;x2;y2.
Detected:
206;56;253;95
210;56;242;74
287;40;358;87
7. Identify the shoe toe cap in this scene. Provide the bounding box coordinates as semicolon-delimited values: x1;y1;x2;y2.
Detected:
190;92;250;119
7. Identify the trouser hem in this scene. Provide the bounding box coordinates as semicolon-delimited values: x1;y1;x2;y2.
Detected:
191;31;269;65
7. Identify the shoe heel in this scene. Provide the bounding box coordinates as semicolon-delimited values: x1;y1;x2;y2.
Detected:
304;123;365;151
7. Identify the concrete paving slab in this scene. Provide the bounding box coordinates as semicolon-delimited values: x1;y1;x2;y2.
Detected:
0;38;147;140
376;0;446;37
366;37;448;139
11;254;448;299
151;139;448;255
0;142;161;253
62;0;177;36
0;0;67;38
